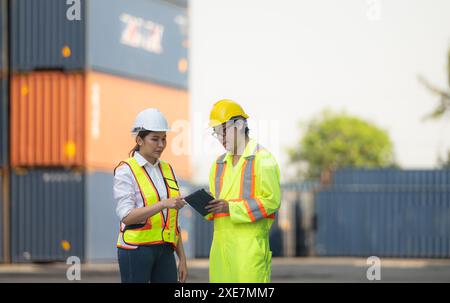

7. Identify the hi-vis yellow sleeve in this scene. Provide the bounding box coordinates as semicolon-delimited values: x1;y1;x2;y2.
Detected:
204;161;217;221
229;150;281;223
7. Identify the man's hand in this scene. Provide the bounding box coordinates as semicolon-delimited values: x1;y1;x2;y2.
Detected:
205;199;229;214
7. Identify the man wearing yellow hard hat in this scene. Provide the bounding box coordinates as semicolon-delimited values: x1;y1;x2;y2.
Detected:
205;99;281;282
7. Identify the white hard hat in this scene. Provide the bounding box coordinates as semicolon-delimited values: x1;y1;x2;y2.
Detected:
131;108;170;133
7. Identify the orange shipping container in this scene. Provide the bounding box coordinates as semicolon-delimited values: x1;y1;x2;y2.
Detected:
10;71;190;180
11;72;85;167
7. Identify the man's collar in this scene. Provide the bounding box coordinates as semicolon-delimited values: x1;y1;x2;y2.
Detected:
224;138;257;161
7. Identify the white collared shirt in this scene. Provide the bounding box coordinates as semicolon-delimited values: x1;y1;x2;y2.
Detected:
113;151;178;223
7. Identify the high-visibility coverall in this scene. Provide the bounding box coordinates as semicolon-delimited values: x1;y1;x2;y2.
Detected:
207;138;281;282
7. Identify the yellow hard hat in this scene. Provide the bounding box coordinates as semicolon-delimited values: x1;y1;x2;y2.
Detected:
208;99;249;127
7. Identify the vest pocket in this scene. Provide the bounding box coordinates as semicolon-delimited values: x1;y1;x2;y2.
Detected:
124;220;152;231
124;223;146;230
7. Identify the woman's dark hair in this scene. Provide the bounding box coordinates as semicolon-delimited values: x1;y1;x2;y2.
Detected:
129;130;152;157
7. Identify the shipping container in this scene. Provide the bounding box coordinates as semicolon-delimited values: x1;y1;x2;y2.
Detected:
315;169;450;258
84;71;190;178
0;169;3;262
0;77;7;166
193;210;213;258
182;183;213;258
10;168;85;263
9;167;192;263
10;72;85;167
332;168;450;186
84;170;118;262
10;71;190;179
177;180;195;259
10;0;188;89
277;189;297;257
269;214;283;257
177;205;195;259
0;0;7;73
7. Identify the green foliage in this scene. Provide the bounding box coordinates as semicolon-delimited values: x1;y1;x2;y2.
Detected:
419;47;450;120
448;48;450;87
438;150;450;169
288;111;395;179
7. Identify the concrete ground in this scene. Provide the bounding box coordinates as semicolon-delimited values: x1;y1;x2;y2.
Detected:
0;257;450;283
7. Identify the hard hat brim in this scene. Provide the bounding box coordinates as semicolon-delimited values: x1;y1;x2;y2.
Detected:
131;126;171;133
208;113;249;128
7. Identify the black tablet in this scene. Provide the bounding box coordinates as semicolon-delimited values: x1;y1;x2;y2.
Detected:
184;188;215;216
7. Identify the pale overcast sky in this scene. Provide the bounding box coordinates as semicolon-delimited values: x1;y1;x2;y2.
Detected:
188;0;450;183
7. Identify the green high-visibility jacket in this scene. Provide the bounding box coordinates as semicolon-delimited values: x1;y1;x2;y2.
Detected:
207;139;281;282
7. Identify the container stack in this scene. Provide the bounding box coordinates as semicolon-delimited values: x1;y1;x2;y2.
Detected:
0;0;8;263
7;0;189;263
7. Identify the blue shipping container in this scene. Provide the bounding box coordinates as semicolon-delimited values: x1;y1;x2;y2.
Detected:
10;0;188;89
0;0;7;72
315;169;450;258
10;169;85;263
0;169;3;262
85;171;119;262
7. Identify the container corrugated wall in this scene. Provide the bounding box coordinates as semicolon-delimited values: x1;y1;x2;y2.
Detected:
270;183;318;257
0;78;7;166
84;71;190;177
0;0;7;73
193;211;213;258
177;181;195;259
10;0;188;89
10;169;85;263
10;71;190;178
9;0;85;71
87;0;188;89
10;72;85;167
315;169;450;258
85;171;118;262
0;170;4;262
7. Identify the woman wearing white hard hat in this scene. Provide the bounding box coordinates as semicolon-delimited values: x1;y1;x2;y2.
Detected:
113;108;188;283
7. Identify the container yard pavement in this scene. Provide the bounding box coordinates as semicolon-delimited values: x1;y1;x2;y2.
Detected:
0;257;450;283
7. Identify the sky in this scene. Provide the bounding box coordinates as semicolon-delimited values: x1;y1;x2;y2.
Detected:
188;0;450;183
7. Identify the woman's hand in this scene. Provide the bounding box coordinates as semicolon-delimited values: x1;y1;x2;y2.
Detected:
205;199;229;214
178;259;188;283
162;197;186;210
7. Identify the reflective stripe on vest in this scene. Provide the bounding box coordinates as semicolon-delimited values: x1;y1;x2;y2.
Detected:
115;157;180;247
213;145;275;221
215;153;228;198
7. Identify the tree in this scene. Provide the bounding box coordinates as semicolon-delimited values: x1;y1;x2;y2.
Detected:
288;111;395;180
418;47;450;119
418;46;450;166
437;150;450;169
